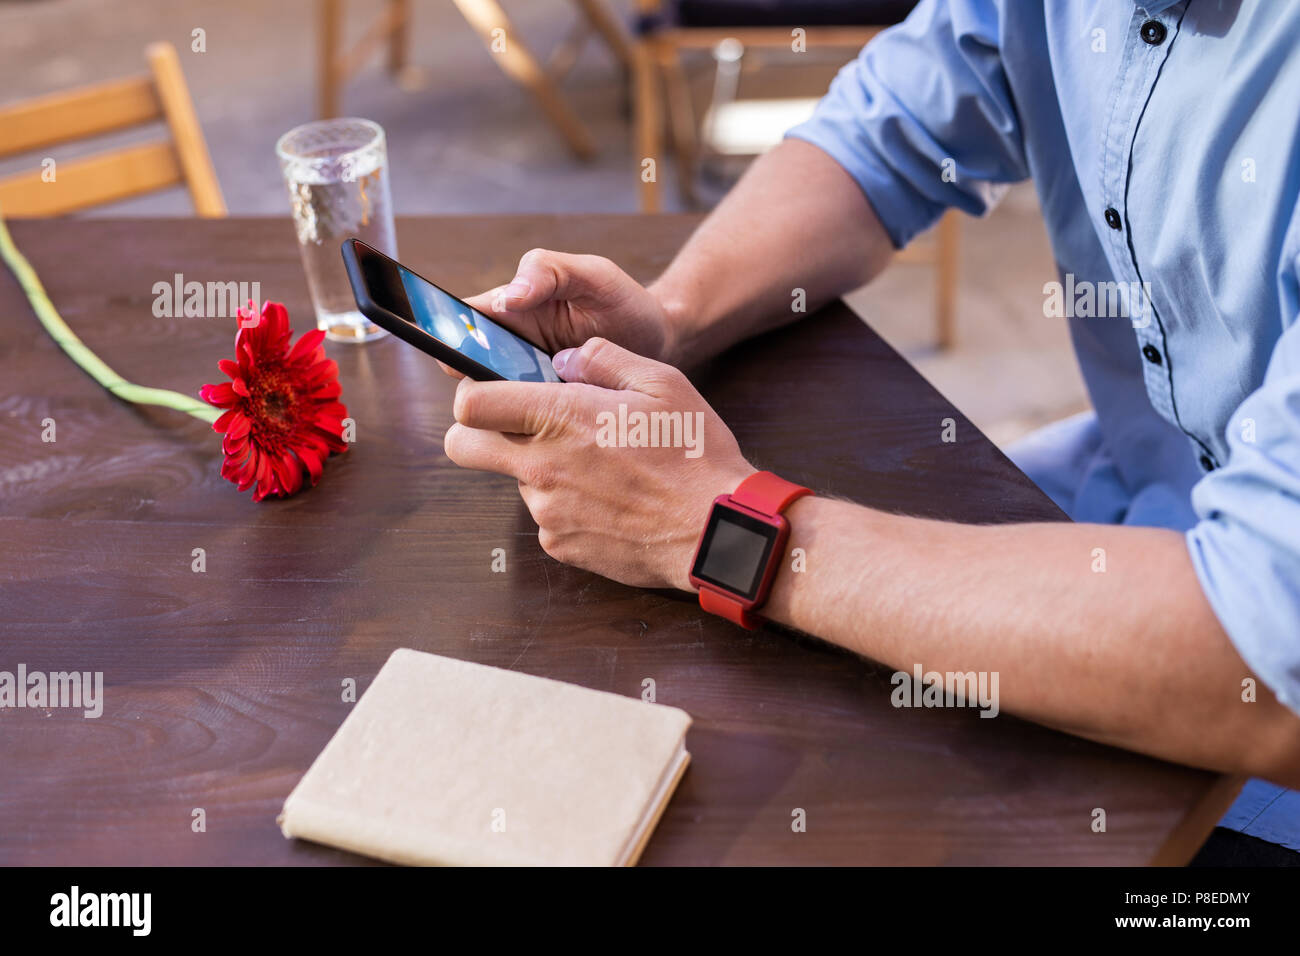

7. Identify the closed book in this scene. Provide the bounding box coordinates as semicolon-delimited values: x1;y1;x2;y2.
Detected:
278;648;691;866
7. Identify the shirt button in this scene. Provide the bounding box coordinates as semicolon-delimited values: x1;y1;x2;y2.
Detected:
1140;20;1167;45
1104;207;1123;230
1200;455;1215;472
1141;344;1162;365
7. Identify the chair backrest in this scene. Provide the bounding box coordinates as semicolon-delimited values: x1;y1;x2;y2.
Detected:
0;42;226;217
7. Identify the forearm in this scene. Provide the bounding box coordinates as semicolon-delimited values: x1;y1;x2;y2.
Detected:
650;139;894;365
764;496;1300;786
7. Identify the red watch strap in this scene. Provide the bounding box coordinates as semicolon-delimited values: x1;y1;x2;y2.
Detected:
730;471;812;516
699;586;757;629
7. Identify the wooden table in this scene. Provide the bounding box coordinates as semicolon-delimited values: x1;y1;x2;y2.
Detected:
0;216;1236;865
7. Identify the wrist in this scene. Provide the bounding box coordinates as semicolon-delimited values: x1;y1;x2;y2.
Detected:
671;461;758;592
760;494;820;627
648;280;703;367
683;468;811;627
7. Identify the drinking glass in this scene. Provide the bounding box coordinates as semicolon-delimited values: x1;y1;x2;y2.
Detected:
276;118;397;342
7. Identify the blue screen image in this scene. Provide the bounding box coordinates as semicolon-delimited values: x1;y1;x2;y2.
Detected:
398;267;560;382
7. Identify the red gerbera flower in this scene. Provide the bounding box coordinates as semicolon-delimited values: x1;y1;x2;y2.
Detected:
200;301;349;501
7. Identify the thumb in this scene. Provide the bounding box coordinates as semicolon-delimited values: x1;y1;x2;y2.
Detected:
553;337;677;394
499;248;623;312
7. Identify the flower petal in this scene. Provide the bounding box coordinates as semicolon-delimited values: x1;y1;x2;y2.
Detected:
274;453;303;496
307;380;343;401
288;328;327;364
222;432;250;457
303;359;339;385
213;408;239;431
201;382;238;408
297;446;324;485
224;411;251;439
253;453;276;500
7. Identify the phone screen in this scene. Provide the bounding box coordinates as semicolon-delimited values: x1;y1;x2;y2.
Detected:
395;265;560;382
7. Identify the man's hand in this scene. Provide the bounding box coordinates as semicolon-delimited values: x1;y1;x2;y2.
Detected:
458;248;681;370
447;140;897;381
444;337;755;590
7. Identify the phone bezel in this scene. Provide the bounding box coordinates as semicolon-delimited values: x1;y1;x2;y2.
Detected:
341;237;553;382
688;497;786;606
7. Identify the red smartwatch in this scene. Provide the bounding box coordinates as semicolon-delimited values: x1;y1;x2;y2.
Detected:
688;471;811;629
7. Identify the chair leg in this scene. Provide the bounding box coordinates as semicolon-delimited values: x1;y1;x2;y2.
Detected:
318;0;343;118
571;0;636;70
934;210;960;349
659;47;699;207
634;41;661;212
573;0;636;114
388;0;410;75
451;0;596;160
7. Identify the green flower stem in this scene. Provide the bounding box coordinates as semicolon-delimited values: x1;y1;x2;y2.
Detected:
0;208;221;425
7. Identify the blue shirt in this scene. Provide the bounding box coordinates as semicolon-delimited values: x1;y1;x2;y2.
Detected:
789;0;1300;715
787;0;1300;848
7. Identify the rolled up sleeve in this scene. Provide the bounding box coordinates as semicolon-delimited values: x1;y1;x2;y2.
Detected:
1188;243;1300;716
785;0;1029;248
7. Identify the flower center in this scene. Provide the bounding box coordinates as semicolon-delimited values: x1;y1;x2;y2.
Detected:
263;389;289;418
247;367;301;445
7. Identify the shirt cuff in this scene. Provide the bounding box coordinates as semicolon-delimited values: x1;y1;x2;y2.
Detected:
784;122;945;250
1186;522;1300;718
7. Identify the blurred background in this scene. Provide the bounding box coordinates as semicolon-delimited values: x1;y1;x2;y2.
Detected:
0;0;1087;446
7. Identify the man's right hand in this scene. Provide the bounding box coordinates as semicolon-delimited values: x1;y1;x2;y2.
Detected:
455;248;679;376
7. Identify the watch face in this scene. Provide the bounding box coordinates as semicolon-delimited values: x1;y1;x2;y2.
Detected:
691;503;780;601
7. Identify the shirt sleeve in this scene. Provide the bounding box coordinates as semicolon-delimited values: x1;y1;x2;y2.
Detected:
1187;224;1300;717
785;0;1029;249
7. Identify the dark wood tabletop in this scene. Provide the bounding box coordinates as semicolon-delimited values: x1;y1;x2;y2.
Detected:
0;216;1236;866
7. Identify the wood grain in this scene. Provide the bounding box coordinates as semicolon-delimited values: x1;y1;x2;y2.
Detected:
0;74;160;159
0;141;184;217
0;217;1234;865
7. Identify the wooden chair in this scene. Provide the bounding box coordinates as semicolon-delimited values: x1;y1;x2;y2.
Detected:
317;0;414;120
0;42;225;218
631;0;959;347
449;0;636;159
319;0;636;161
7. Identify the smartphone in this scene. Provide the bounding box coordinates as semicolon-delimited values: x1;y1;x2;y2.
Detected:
341;237;560;382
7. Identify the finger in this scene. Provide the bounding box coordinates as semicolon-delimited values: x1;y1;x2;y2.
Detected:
463;288;514;318
462;290;533;338
551;336;680;395
443;422;527;477
453;376;569;436
435;358;465;379
503;248;624;312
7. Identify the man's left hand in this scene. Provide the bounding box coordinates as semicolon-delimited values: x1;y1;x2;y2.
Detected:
444;337;756;590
